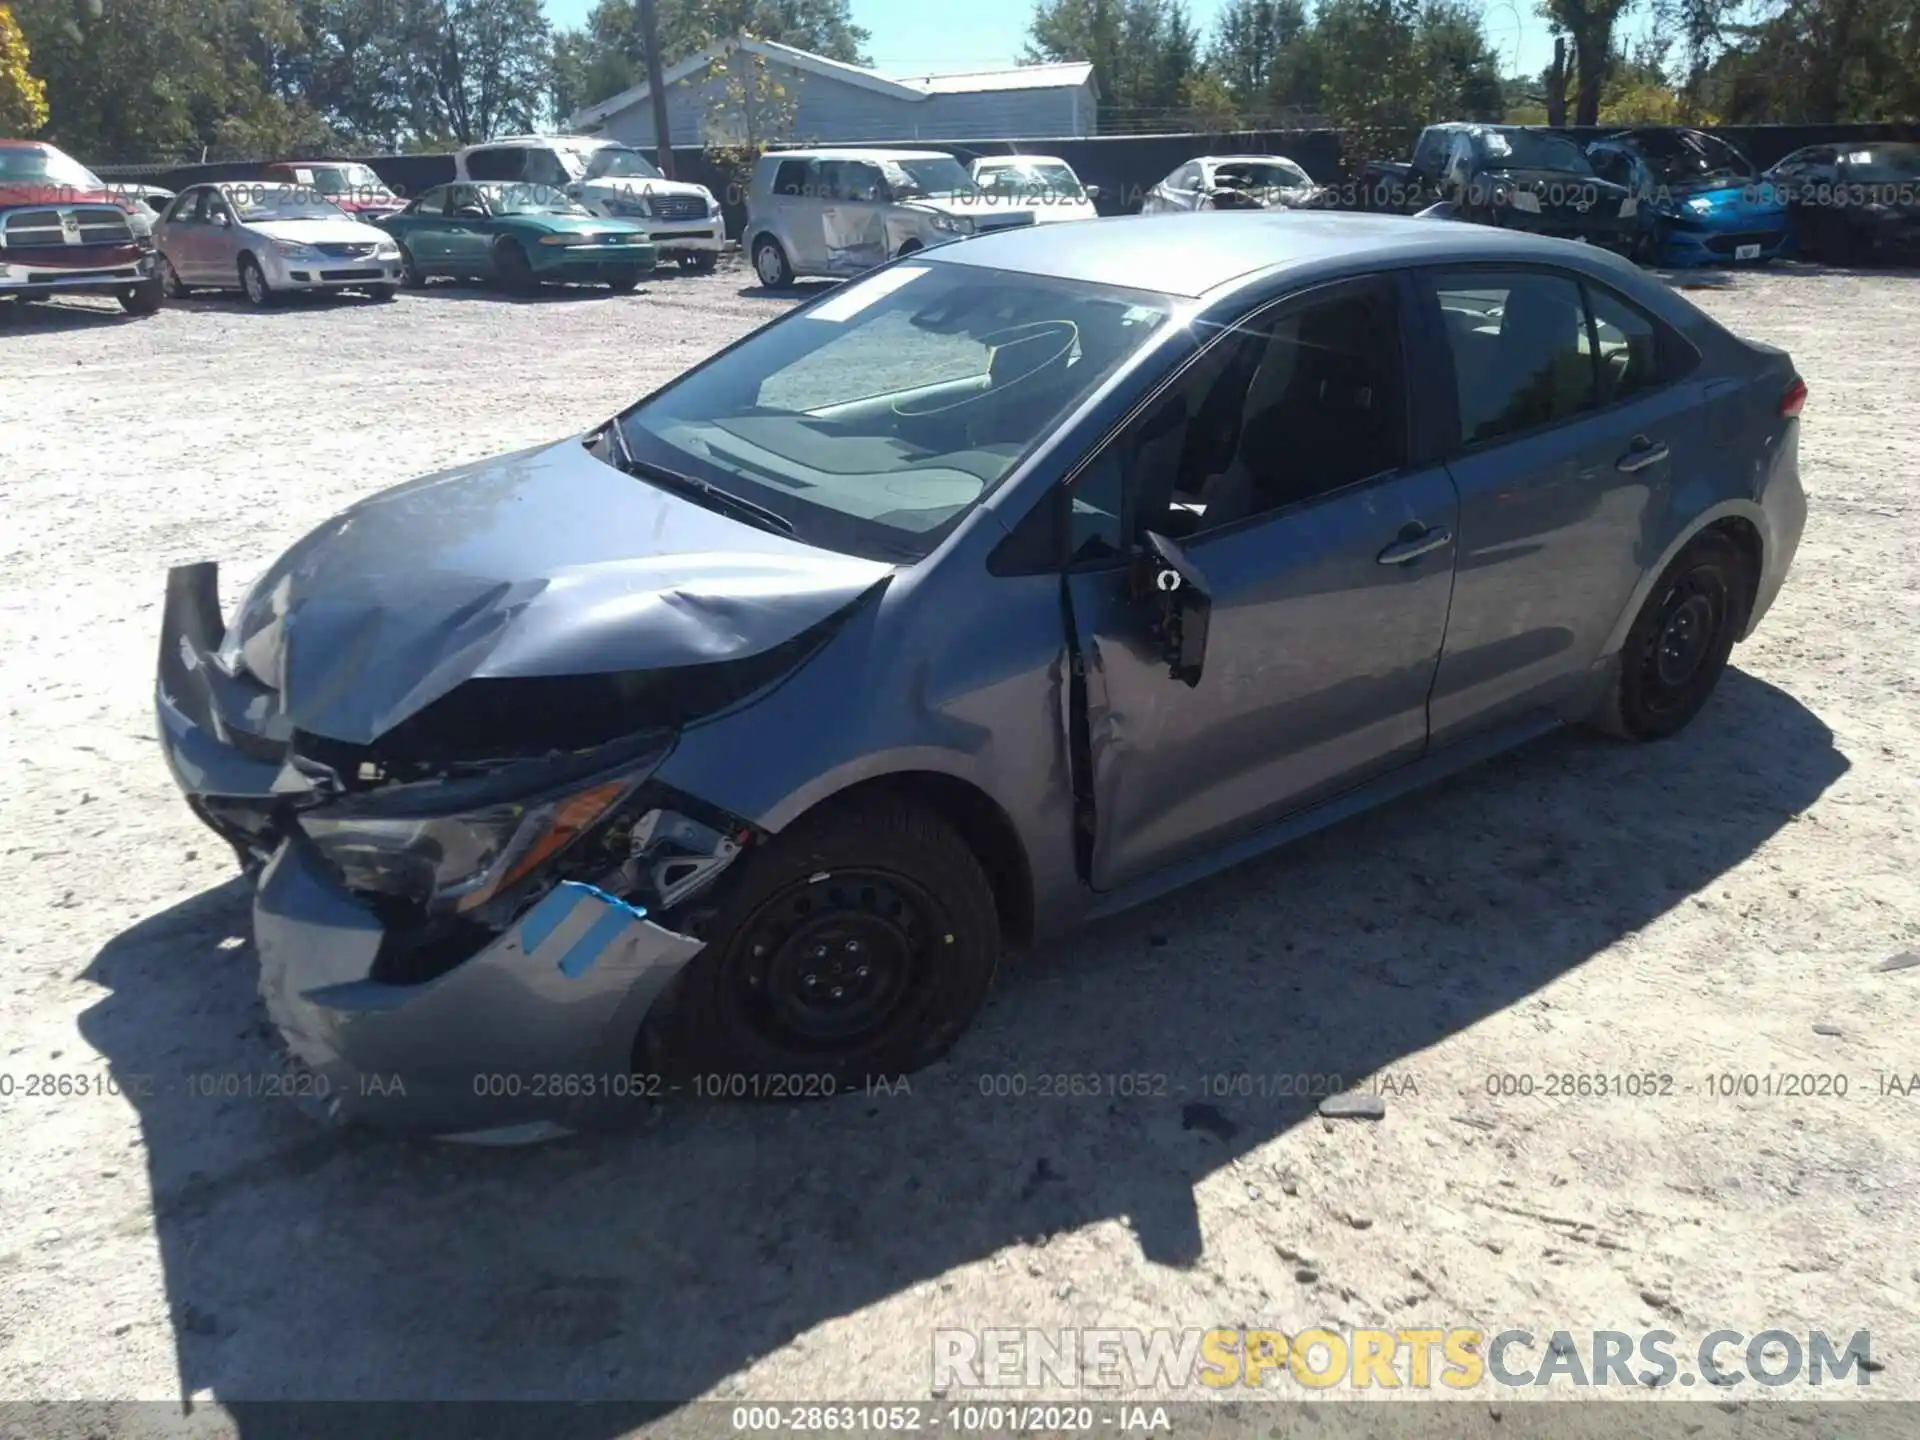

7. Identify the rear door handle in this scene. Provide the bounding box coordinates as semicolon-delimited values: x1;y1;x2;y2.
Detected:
1616;438;1669;473
1377;525;1454;565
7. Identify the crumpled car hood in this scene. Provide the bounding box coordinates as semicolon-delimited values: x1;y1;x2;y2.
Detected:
223;436;894;746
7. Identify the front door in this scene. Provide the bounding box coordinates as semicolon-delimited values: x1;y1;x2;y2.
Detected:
1419;266;1691;741
1062;275;1461;891
820;161;890;273
441;184;494;273
162;189;211;282
203;191;244;286
398;187;451;269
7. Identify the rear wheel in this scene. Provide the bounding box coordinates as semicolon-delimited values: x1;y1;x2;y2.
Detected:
1815;213;1858;266
1590;531;1752;741
119;278;164;316
495;238;539;296
648;797;1000;1090
751;234;793;289
679;250;719;274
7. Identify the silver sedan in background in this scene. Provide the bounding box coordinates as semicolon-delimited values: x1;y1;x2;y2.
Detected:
155;182;404;306
1141;154;1328;213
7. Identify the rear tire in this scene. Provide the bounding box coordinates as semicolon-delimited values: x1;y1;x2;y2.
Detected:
648;797;1000;1091
397;243;425;288
1815;213;1858;267
680;250;719;274
1589;531;1752;741
751;234;793;289
119;278;164;316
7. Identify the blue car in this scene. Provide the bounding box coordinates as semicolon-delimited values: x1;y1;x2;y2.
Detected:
1587;128;1789;267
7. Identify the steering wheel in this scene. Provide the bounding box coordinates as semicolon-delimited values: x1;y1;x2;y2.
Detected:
890;320;1080;419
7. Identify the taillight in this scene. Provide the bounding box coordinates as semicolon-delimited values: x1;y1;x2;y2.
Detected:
1780;376;1807;418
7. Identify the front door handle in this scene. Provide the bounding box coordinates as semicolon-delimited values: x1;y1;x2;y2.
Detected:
1616;437;1669;473
1377;525;1454;565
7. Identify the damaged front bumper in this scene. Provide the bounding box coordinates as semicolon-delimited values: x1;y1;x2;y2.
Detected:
256;840;702;1137
157;561;728;1139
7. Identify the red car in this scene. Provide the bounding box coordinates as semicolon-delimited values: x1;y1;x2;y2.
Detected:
0;139;164;315
260;160;407;221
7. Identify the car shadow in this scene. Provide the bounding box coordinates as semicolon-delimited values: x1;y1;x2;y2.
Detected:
0;296;148;331
396;277;653;305
79;669;1845;1412
738;278;840;303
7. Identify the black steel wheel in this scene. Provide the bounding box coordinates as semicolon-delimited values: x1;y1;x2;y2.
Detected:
1592;531;1752;741
495;238;540;296
647;797;999;1089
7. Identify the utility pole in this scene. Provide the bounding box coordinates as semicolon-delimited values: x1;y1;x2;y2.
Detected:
638;0;676;178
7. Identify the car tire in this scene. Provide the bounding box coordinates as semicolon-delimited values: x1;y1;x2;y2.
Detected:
495;238;540;296
119;278;164;316
647;796;1000;1091
1589;530;1753;742
367;284;398;302
605;268;642;292
238;255;274;308
751;234;793;289
1815;214;1857;267
397;243;425;288
158;255;190;299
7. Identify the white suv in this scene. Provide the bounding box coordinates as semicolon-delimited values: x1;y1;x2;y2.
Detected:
745;148;1036;286
453;135;724;270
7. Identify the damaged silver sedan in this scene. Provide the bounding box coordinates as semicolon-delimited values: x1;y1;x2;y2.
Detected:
160;212;1806;1139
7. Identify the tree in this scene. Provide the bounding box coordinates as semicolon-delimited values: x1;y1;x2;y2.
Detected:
0;3;49;134
1024;0;1201;130
1204;0;1308;112
1537;0;1635;124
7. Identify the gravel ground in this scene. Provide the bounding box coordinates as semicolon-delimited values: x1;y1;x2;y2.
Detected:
1;255;1917;1430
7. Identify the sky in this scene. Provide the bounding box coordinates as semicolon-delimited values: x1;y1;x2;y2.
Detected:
540;0;1566;85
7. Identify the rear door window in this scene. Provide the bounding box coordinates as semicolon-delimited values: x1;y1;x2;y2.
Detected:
1428;269;1597;445
772;159;811;196
464;147;525;182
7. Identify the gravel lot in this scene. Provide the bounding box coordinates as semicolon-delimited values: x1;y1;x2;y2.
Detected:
1;254;1917;1431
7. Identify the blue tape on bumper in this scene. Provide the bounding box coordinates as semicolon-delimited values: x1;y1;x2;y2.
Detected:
518;881;652;980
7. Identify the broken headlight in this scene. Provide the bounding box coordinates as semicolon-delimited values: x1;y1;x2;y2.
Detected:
298;737;671;917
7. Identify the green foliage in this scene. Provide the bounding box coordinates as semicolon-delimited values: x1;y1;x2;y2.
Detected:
0;3;48;135
1023;0;1204;129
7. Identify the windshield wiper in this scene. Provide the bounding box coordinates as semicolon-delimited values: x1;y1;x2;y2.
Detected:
603;429;796;537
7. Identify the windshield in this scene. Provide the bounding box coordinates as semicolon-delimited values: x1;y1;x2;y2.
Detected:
0;144;104;191
882;157;974;200
1213;160;1310;190
978;162;1086;199
1846;145;1920;182
617;262;1176;560
479;182;590;216
1630;130;1754;185
1477;130;1594;176
222;184;347;220
580;146;663;181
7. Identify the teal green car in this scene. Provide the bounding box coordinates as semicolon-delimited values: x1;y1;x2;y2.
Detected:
375;182;656;294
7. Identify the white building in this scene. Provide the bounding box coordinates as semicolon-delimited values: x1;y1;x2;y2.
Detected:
568;35;1099;147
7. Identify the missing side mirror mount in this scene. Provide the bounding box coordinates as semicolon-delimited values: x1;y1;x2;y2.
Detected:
1130;531;1212;688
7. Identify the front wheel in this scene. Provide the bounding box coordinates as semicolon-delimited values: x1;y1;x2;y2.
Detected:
751;234;793;289
397;243;425;288
495;238;540;296
647;797;1000;1090
158;255;190;298
605;267;642;292
678;250;718;273
367;284;398;302
1590;531;1752;741
119;278;164;316
238;255;273;308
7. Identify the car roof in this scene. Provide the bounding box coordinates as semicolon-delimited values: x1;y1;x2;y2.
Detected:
764;148;954;163
1203;154;1304;164
927;210;1650;300
459;135;614;151
974;154;1069;166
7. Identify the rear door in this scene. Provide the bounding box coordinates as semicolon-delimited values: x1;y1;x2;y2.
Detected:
777;159;829;272
203;190;244;284
161;187;211;281
1061;273;1461;890
1418;265;1701;741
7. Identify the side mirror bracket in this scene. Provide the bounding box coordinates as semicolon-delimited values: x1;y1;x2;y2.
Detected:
1129;530;1212;687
